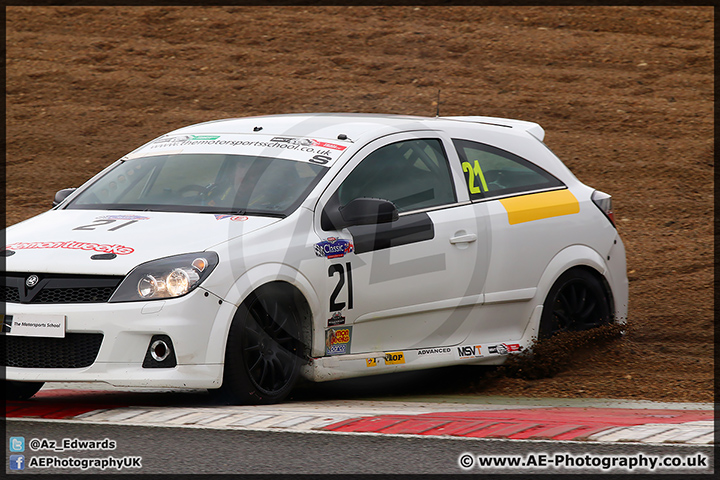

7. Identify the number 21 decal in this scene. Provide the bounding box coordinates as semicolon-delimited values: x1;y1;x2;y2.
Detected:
74;219;139;231
329;262;353;311
462;160;489;194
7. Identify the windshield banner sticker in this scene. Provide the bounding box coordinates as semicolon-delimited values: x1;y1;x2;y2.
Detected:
143;134;347;166
314;237;354;259
5;241;135;255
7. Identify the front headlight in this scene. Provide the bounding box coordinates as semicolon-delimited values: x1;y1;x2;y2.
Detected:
109;252;219;303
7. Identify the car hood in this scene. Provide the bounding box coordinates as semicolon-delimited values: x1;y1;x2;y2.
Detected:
3;210;281;275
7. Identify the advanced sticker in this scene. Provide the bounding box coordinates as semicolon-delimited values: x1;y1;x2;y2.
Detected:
418;347;452;357
325;326;352;356
315;237;354;259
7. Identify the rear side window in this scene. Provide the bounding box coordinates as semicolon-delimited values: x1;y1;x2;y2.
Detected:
453;139;563;201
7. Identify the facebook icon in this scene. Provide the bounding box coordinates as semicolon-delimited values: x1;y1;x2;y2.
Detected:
10;454;25;470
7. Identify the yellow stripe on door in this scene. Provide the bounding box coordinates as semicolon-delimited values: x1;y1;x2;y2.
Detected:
499;190;580;225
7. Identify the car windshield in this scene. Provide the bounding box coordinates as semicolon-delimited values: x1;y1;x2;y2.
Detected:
65;153;328;217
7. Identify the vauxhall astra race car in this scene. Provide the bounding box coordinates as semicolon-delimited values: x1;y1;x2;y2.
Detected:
2;113;628;404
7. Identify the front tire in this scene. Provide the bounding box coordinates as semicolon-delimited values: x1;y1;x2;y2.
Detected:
5;380;44;400
213;285;303;405
539;269;612;339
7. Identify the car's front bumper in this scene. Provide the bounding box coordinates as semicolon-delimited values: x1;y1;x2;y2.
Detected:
3;287;235;389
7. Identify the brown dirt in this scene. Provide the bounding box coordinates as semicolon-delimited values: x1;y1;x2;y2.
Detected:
5;6;714;403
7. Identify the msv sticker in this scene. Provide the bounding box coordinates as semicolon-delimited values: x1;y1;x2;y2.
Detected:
325;326;352;356
457;344;483;359
315;237;354;259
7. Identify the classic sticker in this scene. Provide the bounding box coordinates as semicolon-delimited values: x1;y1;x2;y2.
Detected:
315;237;354;259
384;352;405;365
488;343;522;355
5;241;134;255
366;358;378;367
457;344;483;359
325;326;352;356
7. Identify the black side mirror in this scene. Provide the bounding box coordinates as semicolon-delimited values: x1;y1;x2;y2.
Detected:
53;188;77;207
321;197;398;230
339;198;398;227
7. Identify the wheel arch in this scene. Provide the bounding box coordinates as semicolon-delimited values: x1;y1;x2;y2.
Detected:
240;281;314;361
206;263;320;366
534;245;616;326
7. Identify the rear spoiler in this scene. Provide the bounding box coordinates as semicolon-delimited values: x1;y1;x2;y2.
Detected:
442;116;545;142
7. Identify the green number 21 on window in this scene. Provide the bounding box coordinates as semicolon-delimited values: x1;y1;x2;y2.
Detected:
462;161;489;194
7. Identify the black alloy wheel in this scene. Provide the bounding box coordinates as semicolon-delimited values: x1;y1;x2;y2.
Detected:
539;269;612;339
241;293;300;396
214;284;302;405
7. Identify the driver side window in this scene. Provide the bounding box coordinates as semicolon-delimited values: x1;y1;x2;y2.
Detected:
337;139;456;213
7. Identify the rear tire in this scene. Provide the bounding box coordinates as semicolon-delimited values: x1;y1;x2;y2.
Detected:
539;269;612;339
5;380;44;400
212;284;303;405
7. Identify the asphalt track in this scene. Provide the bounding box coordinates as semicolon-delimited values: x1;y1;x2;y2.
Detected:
4;382;714;474
5;418;714;475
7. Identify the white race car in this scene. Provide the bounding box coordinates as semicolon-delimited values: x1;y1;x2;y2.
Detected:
2;113;627;404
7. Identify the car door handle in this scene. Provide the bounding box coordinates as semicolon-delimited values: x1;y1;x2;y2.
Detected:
449;233;477;244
